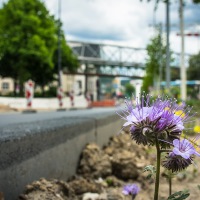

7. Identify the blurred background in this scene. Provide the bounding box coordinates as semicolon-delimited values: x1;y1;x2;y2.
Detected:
0;0;200;107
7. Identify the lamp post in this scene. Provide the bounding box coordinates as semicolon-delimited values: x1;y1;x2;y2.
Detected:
179;0;186;101
166;0;171;90
56;0;65;110
158;23;163;94
58;0;62;87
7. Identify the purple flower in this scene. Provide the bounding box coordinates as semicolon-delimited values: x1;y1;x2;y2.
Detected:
163;137;200;172
118;95;192;147
172;139;200;159
162;152;193;172
122;184;140;199
123;106;152;127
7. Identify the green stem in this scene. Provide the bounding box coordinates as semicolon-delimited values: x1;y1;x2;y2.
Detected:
154;138;161;200
169;176;172;196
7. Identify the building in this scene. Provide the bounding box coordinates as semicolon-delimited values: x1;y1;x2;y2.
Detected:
0;77;14;95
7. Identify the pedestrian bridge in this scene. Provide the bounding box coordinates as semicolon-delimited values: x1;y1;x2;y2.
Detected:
67;40;191;78
67;40;147;79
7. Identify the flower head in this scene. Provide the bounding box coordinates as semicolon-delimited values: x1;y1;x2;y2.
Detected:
162;138;200;172
122;184;140;199
162;152;193;172
118;95;192;147
172;138;200;159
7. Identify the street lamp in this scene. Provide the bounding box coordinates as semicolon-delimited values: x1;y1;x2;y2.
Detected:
179;0;186;101
166;0;171;90
56;0;65;110
58;0;62;87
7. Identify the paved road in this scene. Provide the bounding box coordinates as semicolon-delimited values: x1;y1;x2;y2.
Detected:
0;107;118;128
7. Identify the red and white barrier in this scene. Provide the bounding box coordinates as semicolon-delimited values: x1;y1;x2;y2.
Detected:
25;80;34;108
85;92;92;108
69;90;74;107
57;87;64;108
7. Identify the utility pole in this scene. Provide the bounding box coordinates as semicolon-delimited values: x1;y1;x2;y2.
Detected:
166;0;171;90
179;0;186;100
58;0;62;87
158;23;163;94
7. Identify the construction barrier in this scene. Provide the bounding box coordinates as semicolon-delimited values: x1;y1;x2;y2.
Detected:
57;87;64;108
91;99;115;107
69;90;74;108
85;92;92;108
25;80;34;108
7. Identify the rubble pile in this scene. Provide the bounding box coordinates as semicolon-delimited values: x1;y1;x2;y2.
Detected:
19;133;155;200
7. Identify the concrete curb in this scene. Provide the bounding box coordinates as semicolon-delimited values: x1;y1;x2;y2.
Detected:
0;111;123;199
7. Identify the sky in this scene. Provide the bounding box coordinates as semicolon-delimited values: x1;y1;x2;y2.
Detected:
42;0;200;55
0;0;199;55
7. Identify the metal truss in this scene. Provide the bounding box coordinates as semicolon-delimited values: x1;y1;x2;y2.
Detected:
68;40;147;67
67;40;192;78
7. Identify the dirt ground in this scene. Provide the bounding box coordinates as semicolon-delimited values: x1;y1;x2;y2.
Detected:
17;159;200;200
0;104;18;113
18;135;200;200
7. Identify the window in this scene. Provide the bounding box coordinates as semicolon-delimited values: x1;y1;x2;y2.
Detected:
2;82;9;90
77;80;82;89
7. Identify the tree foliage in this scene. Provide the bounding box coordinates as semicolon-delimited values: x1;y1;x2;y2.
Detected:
142;29;167;92
140;0;199;95
53;31;78;74
124;83;135;98
0;0;78;95
0;0;56;89
187;51;200;80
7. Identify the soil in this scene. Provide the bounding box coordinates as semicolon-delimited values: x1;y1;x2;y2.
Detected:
0;104;17;113
16;132;200;200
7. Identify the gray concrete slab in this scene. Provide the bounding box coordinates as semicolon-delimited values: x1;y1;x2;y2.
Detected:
0;108;123;199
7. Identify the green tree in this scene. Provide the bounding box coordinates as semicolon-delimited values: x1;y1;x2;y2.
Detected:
187;52;200;80
125;83;135;98
142;29;167;93
53;31;78;74
0;0;78;96
0;0;57;95
186;52;200;99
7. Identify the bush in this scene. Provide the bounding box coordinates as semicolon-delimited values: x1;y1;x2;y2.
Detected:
125;83;135;98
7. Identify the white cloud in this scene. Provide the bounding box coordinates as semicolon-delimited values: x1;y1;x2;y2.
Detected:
1;0;199;54
43;0;200;55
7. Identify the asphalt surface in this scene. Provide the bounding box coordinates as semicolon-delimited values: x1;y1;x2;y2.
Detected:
0;107;117;128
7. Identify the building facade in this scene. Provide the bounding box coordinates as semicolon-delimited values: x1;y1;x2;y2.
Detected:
0;77;14;95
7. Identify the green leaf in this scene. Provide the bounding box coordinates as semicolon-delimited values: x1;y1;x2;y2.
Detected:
143;165;156;179
143;165;156;173
167;190;190;200
197;185;200;190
